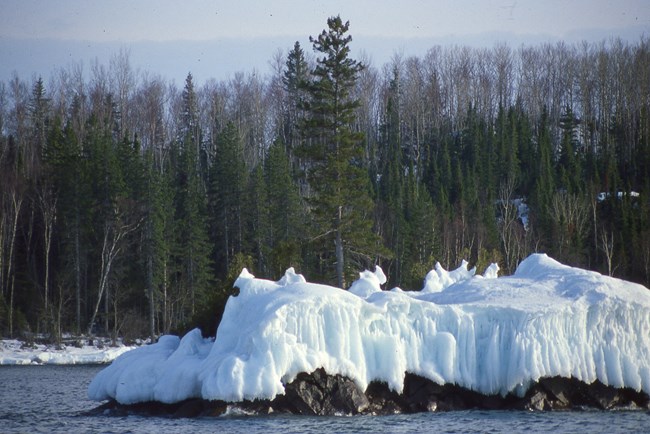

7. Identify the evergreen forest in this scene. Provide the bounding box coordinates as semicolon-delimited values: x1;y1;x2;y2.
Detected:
1;17;649;341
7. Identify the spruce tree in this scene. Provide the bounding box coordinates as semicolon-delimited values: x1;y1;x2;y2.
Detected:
171;134;212;322
208;122;246;276
179;73;207;190
532;107;556;238
141;149;176;336
265;140;304;276
47;121;87;333
377;67;407;285
186;148;212;318
180;73;200;155
494;105;521;188
300;16;381;288
402;164;437;289
558;106;582;194
164;74;213;323
243;164;270;275
28;77;49;178
282;42;310;160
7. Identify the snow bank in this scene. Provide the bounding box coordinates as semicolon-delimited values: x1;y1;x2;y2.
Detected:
88;254;650;405
0;339;135;365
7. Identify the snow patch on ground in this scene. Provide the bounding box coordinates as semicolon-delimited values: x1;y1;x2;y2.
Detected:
0;338;137;365
597;191;640;202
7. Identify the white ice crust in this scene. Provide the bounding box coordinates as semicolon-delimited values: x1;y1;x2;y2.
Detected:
88;254;650;405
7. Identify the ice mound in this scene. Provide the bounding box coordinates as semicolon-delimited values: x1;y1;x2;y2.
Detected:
348;266;387;298
422;260;476;293
89;254;650;405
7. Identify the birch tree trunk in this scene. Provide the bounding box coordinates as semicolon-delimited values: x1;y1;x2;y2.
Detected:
7;192;23;338
86;211;139;336
38;189;57;313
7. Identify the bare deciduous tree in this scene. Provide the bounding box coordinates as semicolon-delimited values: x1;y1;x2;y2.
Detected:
4;187;23;337
598;226;615;276
110;48;136;139
549;191;590;263
87;203;141;336
498;177;526;274
37;187;57;313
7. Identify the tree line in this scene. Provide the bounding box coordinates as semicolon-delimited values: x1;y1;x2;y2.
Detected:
1;17;649;342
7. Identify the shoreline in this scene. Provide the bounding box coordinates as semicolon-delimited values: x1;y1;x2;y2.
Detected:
0;338;138;366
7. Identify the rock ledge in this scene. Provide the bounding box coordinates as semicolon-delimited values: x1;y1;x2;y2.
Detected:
89;369;650;417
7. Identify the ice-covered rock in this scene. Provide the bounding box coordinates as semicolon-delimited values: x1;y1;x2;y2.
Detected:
89;254;650;408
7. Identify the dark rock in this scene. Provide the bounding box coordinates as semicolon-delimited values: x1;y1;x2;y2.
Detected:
364;381;405;414
198;401;229;417
523;388;551;411
518;380;567;410
173;399;208;418
277;368;369;415
402;373;508;411
517;377;650;411
89;371;650;417
537;377;573;408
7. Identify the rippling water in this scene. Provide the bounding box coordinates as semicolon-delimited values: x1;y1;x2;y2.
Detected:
1;365;649;433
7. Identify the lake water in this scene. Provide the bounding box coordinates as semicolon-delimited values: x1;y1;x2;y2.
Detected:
1;365;649;433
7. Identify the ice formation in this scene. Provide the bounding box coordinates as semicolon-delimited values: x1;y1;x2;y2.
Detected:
88;254;650;405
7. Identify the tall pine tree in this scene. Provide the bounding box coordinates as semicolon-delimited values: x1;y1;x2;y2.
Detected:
300;16;382;288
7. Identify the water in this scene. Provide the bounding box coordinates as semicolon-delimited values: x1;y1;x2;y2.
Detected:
1;365;649;433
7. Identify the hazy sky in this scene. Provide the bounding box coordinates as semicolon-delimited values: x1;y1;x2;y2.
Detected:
1;0;649;85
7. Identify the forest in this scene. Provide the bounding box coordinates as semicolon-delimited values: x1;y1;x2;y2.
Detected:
1;17;649;342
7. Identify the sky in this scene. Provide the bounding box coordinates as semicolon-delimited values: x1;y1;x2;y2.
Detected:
1;0;649;85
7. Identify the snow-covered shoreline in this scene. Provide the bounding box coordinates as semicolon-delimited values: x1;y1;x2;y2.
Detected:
0;338;137;365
